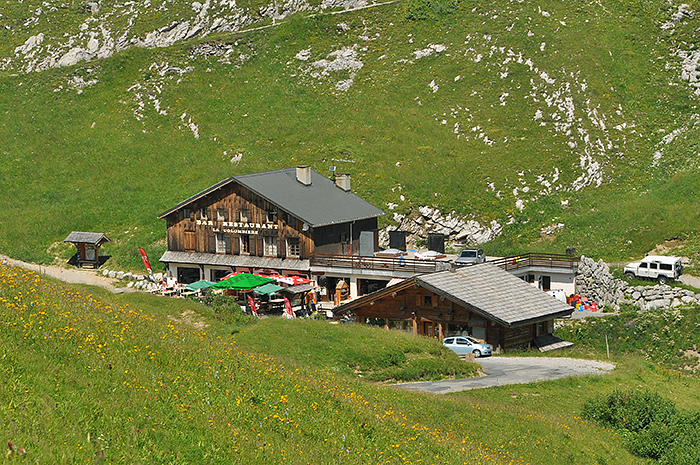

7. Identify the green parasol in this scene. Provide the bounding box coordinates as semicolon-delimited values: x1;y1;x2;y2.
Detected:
253;283;285;296
185;280;217;291
212;273;276;291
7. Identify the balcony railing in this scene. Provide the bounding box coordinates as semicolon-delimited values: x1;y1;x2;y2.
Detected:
310;252;578;275
489;253;579;272
310;253;451;274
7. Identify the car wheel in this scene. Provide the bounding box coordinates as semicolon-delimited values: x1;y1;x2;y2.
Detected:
658;275;668;285
624;272;635;280
472;350;481;358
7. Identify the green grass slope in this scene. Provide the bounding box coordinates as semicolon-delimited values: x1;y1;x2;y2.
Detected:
1;0;699;268
1;263;654;463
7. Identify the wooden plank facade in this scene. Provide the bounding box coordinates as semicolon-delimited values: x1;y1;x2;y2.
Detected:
165;182;314;261
351;285;546;350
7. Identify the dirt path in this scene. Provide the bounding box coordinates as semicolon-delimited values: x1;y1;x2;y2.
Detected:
0;254;132;293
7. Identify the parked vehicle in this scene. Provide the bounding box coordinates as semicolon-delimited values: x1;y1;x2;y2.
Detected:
546;289;567;304
443;336;492;358
454;248;485;266
623;255;683;285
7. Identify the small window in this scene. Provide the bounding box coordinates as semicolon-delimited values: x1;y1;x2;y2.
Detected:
183;208;192;221
239;210;249;223
640;262;648;269
423;295;432;306
216;233;226;254
240;235;250;253
217;208;226;221
650;263;658;270
660;263;672;271
200;208;208;220
287;237;300;257
267;211;276;223
264;236;277;256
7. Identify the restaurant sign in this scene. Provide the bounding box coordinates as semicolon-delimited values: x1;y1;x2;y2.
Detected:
196;219;279;235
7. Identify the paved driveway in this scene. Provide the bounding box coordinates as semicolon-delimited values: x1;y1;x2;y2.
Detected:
396;357;615;394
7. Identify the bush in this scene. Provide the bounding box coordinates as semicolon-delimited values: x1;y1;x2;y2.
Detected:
582;389;700;462
582;389;677;433
202;293;256;326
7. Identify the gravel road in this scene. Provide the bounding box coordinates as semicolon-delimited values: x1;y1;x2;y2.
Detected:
0;254;130;293
396;356;615;394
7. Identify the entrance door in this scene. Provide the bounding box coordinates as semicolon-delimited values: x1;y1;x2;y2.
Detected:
539;275;551;291
423;321;436;337
359;231;375;257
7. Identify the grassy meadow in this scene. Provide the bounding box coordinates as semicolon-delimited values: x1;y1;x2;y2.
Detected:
7;263;700;463
1;0;700;270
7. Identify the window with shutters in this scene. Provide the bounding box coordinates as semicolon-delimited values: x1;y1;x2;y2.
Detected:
287;237;300;257
240;235;250;254
184;231;195;251
200;208;208;220
239;210;249;223
217;208;227;221
264;236;277;256
216;234;226;254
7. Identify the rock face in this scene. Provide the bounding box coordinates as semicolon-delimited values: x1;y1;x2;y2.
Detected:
379;205;502;250
575;255;700;310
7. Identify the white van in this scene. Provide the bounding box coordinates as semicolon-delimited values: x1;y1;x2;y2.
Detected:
624;255;683;284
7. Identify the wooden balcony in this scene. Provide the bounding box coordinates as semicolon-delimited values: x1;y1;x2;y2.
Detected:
489;253;579;272
310;253;451;274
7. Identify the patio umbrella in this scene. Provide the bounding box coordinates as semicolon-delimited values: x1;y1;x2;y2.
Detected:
253;283;285;296
263;274;312;286
212;273;276;290
185;280;217;291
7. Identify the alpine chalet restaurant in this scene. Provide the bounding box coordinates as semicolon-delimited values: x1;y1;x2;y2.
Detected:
334;263;574;351
157;166;387;299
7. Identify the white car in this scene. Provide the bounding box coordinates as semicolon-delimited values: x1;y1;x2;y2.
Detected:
624;255;683;285
443;336;492;358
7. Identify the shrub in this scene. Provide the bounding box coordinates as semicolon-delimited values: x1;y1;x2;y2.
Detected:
582;389;677;433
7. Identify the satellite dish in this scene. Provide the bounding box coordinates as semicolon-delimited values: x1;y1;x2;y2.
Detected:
302;223;309;231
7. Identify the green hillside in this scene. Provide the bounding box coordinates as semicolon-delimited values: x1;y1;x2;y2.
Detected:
0;264;659;463
1;0;699;268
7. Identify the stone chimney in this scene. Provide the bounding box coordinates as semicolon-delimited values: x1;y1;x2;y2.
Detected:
335;173;351;191
296;165;311;186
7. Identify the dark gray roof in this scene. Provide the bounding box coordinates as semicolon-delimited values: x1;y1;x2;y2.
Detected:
416;263;573;327
159;250;310;272
158;168;385;227
63;232;110;245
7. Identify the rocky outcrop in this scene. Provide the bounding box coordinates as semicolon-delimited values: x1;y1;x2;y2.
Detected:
379;206;502;249
575;256;700;311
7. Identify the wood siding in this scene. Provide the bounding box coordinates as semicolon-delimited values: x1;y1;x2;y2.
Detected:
350;286;547;350
165;183;313;259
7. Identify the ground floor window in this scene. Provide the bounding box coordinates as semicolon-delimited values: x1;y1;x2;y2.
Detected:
364;317;385;327
177;267;200;284
211;269;230;282
389;319;412;333
264;236;277;256
445;324;470;337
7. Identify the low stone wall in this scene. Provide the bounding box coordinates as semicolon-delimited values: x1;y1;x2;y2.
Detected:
101;269;163;291
575;256;700;310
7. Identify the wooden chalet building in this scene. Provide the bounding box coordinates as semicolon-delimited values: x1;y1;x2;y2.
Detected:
335;263;574;350
158;166;385;287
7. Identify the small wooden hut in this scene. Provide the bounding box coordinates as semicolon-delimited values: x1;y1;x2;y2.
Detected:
63;232;110;268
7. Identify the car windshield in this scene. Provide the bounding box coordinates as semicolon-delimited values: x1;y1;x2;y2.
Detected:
461;251;477;257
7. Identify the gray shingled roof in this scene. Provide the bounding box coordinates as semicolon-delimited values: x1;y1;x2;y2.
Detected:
158;168;385;227
63;232;110;245
416;263;573;327
159;250;310;272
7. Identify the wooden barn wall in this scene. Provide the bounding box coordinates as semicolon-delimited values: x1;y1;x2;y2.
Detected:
165;183;313;259
313;218;378;255
350;286;548;350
